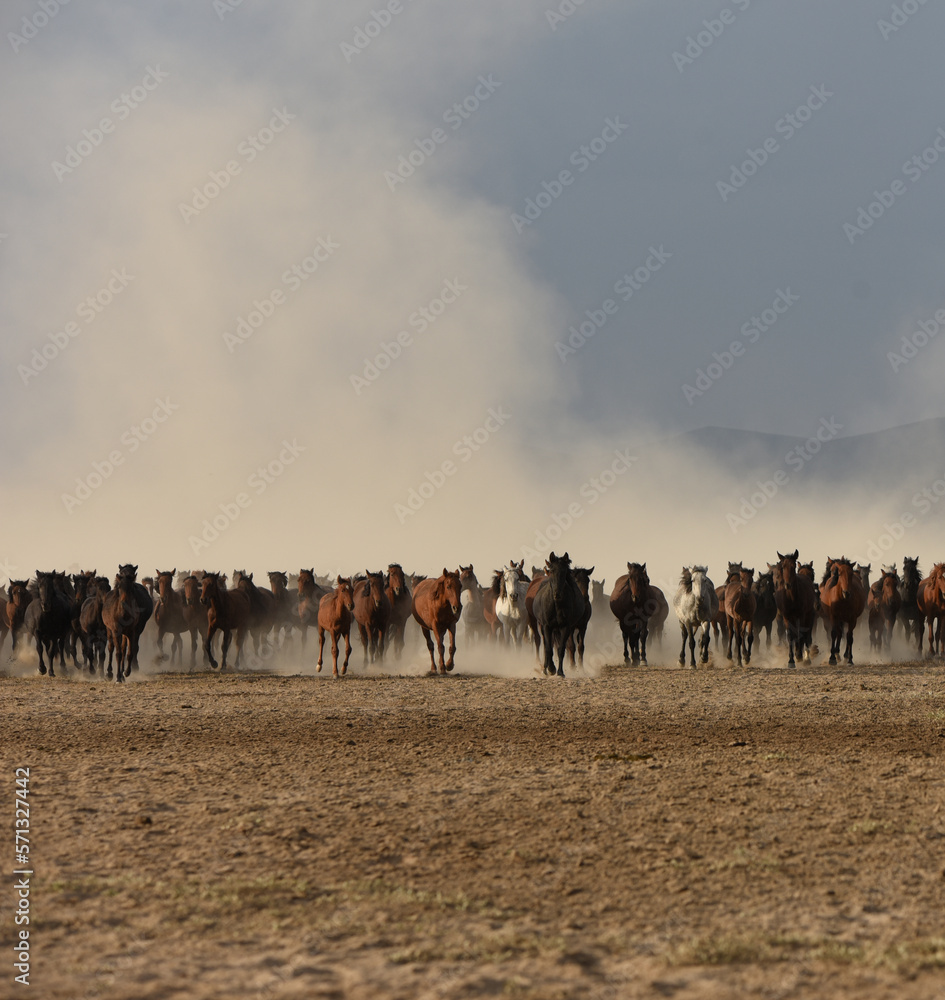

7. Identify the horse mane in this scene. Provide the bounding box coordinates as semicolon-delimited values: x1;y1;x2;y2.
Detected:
489;570;502;597
679;567;692;592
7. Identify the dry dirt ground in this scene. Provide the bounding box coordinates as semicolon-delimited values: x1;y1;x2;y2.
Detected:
3;633;945;1000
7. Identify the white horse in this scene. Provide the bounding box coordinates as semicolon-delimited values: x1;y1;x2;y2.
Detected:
673;565;719;667
495;561;529;647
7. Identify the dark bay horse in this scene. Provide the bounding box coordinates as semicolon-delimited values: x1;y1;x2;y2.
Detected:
524;567;547;662
898;557;923;649
917;563;945;656
68;570;95;666
268;571;301;646
868;565;901;653
155;569;188;665
820;557;866;665
24;571;72;676
773;550;815;667
102;565;154;681
298;569;330;655
353;570;391;665
609;562;660;666
751;570;778;649
533;552;585;677
199;572;250;671
385;564;413;660
78;575;110;674
234;571;277;659
317;576;355;677
411;569;463;675
565;565;594;670
725;567;756;667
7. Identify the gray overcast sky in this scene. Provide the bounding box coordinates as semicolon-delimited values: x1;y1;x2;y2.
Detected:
1;0;943;581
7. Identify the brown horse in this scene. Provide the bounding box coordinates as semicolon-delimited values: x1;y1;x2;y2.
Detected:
609;562;659;665
155;569;187;665
317;576;355;677
725;566;756;666
78;575;110;674
820;557;867;665
385;564;413;660
868;565;902;653
773;550;816;667
353;570;391;665
234;571;277;659
199;572;250;671
3;579;31;659
102;565;153;681
411;569;463;674
524;567;547;661
917;563;945;656
298;569;330;654
268;571;300;646
181;574;209;668
565;565;594;669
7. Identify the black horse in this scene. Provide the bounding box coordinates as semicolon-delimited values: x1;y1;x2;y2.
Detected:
23;571;73;676
532;552;586;677
897;556;923;650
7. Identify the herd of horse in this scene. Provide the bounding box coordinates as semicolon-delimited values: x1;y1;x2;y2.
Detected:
2;552;943;682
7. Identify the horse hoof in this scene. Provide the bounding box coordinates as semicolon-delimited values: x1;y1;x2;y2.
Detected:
828;656;837;666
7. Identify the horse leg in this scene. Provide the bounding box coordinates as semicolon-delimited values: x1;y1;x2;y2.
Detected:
329;631;340;678
341;627;351;675
785;620;796;668
420;626;437;674
678;626;687;666
205;625;219;670
745;622;753;665
445;625;456;673
358;623;369;665
316;626;325;672
725;618;735;662
639;624;648;666
540;624;555;675
157;628;167;662
699;624;710;665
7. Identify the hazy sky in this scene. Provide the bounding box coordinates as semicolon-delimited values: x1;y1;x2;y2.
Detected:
2;0;944;589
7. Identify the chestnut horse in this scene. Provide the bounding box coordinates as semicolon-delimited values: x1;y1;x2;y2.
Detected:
385;564;413;660
155;569;187;665
3;579;32;659
317;576;355;677
298;569;330;655
199;572;250;671
820;557;867;665
773;550;816;667
411;569;463;674
725;566;756;667
868;565;902;653
917;563;945;656
353;570;391;665
181;574;210;668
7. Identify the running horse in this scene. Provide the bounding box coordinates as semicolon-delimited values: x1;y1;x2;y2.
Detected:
317;576;356;677
565;565;594;670
78;575;110;674
917;563;945;656
155;569;188;665
868;564;901;653
385;564;413;660
495;561;530;647
673;565;719;668
458;565;489;645
4;580;32;659
199;572;250;671
897;557;923;650
773;550;816;667
234;571;277;660
24;571;73;677
609;562;658;666
298;569;330;656
725;566;756;667
102;564;154;681
820;557;867;665
353;570;391;665
411;569;463;675
751;569;778;649
524;567;547;662
533;552;585;677
181;574;209;668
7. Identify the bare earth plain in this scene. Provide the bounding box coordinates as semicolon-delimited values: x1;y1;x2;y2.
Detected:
4;640;945;1000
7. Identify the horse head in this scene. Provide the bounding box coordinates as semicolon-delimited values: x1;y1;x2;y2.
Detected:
387;564;406;596
199;572;223;606
625;562;649;604
156;570;177;600
268;571;288;594
436;569;463;616
336;576;355;612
